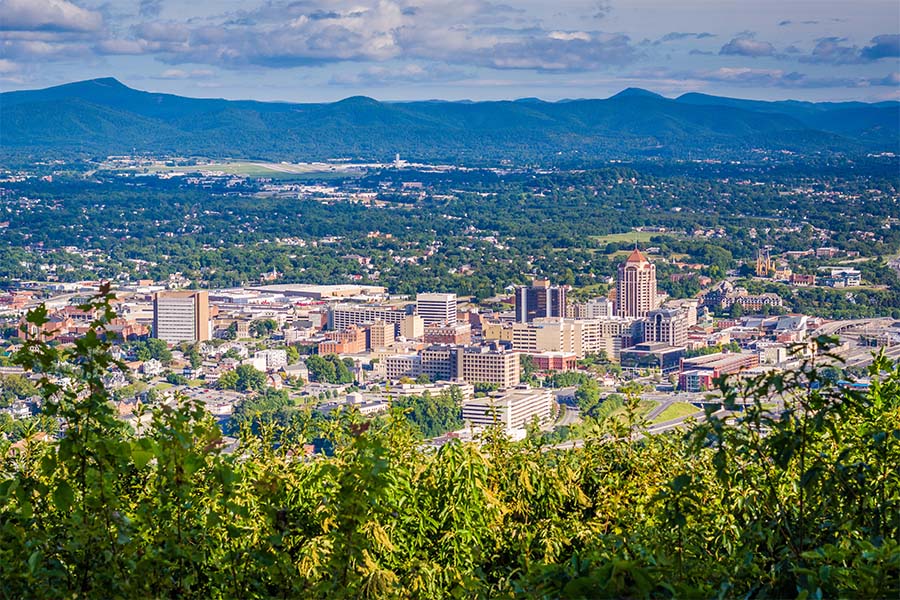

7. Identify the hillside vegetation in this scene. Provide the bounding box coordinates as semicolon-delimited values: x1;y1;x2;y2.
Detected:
2;78;898;164
1;292;898;598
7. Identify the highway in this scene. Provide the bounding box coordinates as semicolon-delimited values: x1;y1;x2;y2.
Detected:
549;405;721;451
555;404;581;428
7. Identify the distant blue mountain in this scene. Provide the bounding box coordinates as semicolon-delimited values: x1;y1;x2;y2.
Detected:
1;78;897;163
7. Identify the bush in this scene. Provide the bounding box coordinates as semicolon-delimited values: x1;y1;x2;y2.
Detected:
1;291;897;598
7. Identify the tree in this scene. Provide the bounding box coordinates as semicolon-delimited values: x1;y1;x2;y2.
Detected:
250;319;278;338
232;364;266;392
223;347;243;361
574;379;601;414
519;354;537;383
285;345;300;364
186;344;202;369
306;355;336;383
393;388;463;438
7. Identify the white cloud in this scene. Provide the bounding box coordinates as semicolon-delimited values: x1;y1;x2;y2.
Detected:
157;68;214;79
720;36;776;58
0;58;19;73
0;0;103;33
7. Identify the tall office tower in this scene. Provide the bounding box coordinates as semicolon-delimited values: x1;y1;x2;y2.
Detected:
515;279;567;323
416;293;457;326
616;248;657;318
153;291;210;344
644;308;688;347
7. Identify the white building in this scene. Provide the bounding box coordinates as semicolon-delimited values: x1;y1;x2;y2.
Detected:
255;349;288;370
416;293;457;326
462;387;554;434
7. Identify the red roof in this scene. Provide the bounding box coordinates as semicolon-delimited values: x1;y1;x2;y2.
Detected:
625;248;649;263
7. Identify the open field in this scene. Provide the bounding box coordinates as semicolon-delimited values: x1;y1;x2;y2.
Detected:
592;231;661;245
610;400;656;422
651;402;702;424
103;160;367;180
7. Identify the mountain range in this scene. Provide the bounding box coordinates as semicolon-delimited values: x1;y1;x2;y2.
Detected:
1;78;897;164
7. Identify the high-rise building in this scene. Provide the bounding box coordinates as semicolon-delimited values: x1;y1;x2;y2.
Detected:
416;293;457;326
399;314;425;339
366;321;395;350
511;316;640;360
515;279;567;323
417;344;520;389
616;248;657;318
644;308;688;347
153;291;210;344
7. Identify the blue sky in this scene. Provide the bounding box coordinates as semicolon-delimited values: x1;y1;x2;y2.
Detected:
1;0;898;102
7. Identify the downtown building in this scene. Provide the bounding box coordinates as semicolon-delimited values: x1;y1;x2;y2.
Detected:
515;279;567;323
462;387;554;436
153;290;210;344
616;248;657;318
416;293;458;326
389;343;520;389
329;303;410;334
511;317;641;361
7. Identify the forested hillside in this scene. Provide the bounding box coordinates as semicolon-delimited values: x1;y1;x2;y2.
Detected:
2;78;898;164
1;293;897;598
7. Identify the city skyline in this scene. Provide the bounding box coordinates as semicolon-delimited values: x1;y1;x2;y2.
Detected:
0;0;897;102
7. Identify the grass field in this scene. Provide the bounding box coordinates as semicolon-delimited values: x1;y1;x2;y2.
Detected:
651;402;702;424
592;231;659;245
106;160;366;180
610;400;656;422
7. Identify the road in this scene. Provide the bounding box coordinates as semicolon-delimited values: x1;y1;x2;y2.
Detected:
549;407;725;451
555;404;581;428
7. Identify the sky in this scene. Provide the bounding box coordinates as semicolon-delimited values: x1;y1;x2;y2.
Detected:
1;0;898;102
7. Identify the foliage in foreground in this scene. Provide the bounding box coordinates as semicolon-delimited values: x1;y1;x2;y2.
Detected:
1;293;898;598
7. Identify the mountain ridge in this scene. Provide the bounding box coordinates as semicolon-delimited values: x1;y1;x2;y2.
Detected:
2;78;897;164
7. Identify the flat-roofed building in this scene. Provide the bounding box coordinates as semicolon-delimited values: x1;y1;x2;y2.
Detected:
416;293;457;326
620;342;686;373
424;322;472;345
399;314;425;339
153;290;210;344
462;387;553;433
483;320;514;342
645;308;689;347
528;351;578;371
459;345;520;389
366;320;395;350
319;326;366;355
679;352;760;387
515;279;567;323
512;317;640;360
330;304;408;334
421;345;457;382
385;354;421;380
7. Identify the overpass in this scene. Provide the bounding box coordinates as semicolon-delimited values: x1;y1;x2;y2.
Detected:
812;318;895;338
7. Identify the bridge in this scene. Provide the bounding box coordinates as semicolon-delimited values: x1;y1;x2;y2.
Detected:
812;318;895;338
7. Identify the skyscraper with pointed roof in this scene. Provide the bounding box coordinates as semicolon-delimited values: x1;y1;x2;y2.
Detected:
616;247;657;318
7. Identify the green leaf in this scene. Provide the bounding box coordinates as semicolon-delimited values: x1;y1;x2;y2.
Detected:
671;474;691;492
132;450;154;469
28;550;41;575
52;481;74;512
